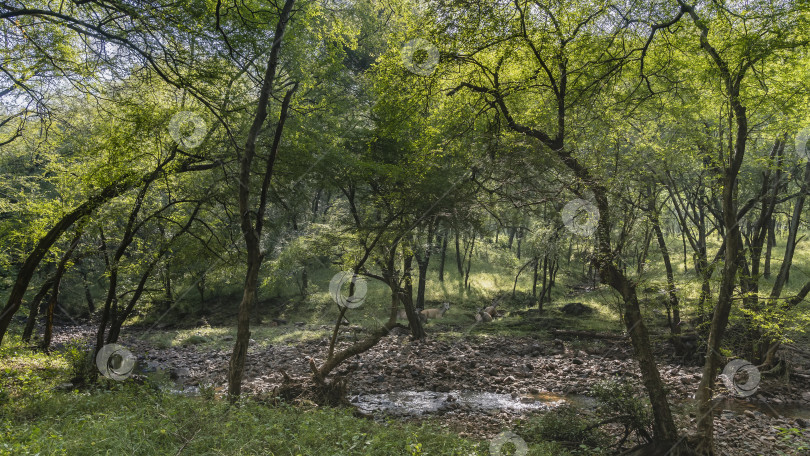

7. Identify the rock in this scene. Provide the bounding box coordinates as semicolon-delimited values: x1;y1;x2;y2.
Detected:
744;410;756;419
222;335;234;342
802;391;810;402
560;302;594;316
796;418;808;428
170;367;191;380
572;358;584;365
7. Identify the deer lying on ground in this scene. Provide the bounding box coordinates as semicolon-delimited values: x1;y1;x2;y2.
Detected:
482;299;501;319
475;310;493;322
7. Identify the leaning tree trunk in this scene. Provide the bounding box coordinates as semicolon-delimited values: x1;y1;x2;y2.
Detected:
0;148;182;346
42;229;83;351
590;188;682;448
21;275;55;343
106;205;198;344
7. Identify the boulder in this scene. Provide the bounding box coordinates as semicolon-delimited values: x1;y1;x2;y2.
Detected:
561;302;594;316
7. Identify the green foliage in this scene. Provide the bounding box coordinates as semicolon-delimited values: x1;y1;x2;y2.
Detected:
0;384;490;455
517;405;605;449
180;334;211;346
590;380;653;444
63;342;95;386
775;427;810;455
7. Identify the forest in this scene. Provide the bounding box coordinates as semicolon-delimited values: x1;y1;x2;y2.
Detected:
1;0;810;455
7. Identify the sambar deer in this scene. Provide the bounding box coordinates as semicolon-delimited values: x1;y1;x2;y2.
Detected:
420;302;450;320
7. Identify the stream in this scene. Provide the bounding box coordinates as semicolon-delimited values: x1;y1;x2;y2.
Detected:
350;390;589;416
350;389;810;421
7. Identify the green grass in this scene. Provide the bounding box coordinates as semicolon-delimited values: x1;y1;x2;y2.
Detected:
0;338;579;456
129;231;810;344
5;233;810;455
137;325;335;352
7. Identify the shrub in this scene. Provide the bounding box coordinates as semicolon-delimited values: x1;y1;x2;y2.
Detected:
63;342;96;386
590;380;654;444
518;404;605;448
181;334;210;345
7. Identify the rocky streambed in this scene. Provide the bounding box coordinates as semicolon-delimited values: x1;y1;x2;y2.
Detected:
53;325;810;455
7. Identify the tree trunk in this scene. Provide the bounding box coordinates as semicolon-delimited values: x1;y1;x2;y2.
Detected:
403;250;414;307
637;224;653;275
464;234;475;289
106;205;199;344
0;148;184;346
538;256;549;310
21;275;55;343
416;259;429;311
78;266;95;314
228;0;297;401
454;229;463;278
687;8;751;446
763;219;774;278
438;229;448;282
164;261;173;305
651;202;681;336
591;189;681;447
770;161;810;300
42;230;83;351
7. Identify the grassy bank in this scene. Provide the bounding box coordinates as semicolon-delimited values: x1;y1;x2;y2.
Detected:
0;332;580;456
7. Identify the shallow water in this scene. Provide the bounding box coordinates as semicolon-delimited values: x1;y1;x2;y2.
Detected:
351;390;575;416
707;397;810;420
351;389;810;420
